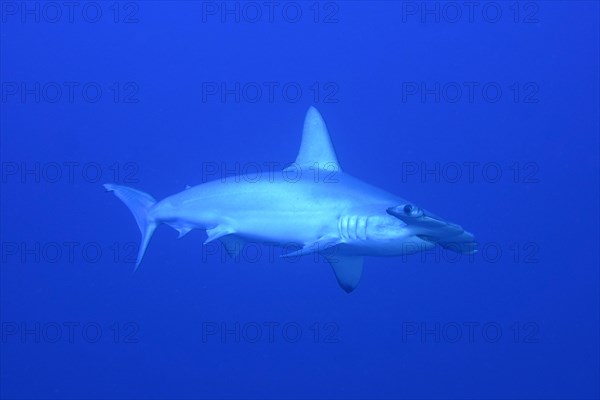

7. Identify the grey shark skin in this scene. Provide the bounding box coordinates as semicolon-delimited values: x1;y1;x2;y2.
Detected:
104;107;476;293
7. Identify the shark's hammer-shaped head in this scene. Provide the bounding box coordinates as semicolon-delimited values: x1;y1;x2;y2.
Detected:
385;202;478;255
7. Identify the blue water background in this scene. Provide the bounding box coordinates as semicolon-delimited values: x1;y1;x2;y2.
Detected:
1;1;599;399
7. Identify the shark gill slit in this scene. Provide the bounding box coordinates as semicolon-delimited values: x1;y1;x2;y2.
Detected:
338;216;346;241
338;215;369;242
349;216;356;240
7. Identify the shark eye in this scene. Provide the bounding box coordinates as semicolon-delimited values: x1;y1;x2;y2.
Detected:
386;204;423;220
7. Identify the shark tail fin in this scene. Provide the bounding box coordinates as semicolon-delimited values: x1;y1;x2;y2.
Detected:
103;183;157;270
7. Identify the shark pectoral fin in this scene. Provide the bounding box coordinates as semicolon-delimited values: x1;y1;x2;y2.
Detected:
323;253;364;293
219;235;245;257
204;225;236;245
281;235;340;258
280;247;307;258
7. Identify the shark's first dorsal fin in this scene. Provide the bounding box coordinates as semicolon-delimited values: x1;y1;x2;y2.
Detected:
292;106;342;171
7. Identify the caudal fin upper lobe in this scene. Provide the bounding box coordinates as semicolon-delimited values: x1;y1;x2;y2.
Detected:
103;183;157;269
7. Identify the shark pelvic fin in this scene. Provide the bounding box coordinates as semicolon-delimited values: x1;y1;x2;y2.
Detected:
176;227;193;238
288;106;342;172
324;253;363;293
204;225;236;245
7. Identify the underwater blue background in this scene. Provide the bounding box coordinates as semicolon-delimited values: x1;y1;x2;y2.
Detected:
1;1;599;399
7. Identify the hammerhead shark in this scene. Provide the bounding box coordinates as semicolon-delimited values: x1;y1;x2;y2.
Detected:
104;107;476;292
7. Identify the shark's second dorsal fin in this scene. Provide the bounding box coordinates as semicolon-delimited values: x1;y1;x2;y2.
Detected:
291;106;342;172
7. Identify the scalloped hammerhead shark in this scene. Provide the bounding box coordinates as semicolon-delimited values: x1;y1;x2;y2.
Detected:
104;107;476;292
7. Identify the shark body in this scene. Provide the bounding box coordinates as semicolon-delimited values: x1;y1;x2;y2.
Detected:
105;107;476;292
